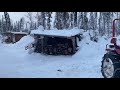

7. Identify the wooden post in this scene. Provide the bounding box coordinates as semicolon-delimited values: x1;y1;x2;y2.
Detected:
13;34;15;43
41;36;44;54
72;36;76;54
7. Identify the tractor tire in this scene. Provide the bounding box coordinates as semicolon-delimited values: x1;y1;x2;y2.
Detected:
101;52;120;78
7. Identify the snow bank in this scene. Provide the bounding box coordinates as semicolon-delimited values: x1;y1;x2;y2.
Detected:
0;30;107;78
75;31;109;57
13;35;34;48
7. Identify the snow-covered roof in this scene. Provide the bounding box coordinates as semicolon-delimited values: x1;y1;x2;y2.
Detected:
6;31;28;35
31;28;82;37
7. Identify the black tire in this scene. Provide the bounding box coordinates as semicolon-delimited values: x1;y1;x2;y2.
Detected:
101;52;120;78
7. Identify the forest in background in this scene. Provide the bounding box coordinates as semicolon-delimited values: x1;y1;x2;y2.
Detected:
1;12;120;42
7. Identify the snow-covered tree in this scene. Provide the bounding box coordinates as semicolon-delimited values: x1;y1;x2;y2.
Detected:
46;12;52;30
88;12;98;42
35;12;41;27
54;12;63;30
13;22;16;32
99;12;104;36
34;22;37;30
74;12;77;27
69;12;74;29
1;15;7;33
94;12;98;30
2;12;120;39
36;12;46;29
20;17;25;32
78;12;84;29
4;12;11;32
26;12;34;31
88;12;95;30
18;21;20;32
41;12;46;29
83;12;88;31
101;12;113;37
62;12;70;29
0;19;2;33
106;12;112;37
0;15;4;33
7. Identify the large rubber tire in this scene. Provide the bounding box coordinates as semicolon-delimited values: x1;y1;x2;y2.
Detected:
101;51;120;78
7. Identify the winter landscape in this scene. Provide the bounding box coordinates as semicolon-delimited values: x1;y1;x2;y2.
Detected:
0;12;120;78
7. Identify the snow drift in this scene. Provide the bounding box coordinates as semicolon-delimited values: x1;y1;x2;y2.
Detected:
13;35;34;48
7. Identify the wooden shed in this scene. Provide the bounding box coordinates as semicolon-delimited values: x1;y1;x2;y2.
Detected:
30;29;83;55
2;32;28;43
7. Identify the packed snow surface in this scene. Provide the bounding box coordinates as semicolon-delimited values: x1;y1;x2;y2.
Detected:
0;30;118;78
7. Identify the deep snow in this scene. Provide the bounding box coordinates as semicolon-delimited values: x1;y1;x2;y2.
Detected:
0;31;113;78
31;26;83;37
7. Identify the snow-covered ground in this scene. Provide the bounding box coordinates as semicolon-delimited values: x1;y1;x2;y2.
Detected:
0;31;112;78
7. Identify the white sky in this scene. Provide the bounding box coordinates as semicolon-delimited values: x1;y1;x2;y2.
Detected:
0;12;55;29
0;12;27;22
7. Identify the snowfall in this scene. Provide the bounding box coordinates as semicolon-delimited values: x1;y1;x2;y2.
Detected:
1;28;119;78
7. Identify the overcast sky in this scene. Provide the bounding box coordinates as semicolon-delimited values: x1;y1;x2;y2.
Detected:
0;12;55;27
0;12;28;22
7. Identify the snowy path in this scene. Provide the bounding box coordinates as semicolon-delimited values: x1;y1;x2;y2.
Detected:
0;43;103;78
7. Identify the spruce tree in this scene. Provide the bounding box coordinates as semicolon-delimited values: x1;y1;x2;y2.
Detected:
78;12;84;29
20;17;25;32
74;12;77;27
0;20;2;33
54;12;63;30
69;12;74;29
4;12;11;32
46;12;52;30
83;12;88;31
41;12;46;29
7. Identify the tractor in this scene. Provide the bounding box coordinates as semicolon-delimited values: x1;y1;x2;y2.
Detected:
101;19;120;78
